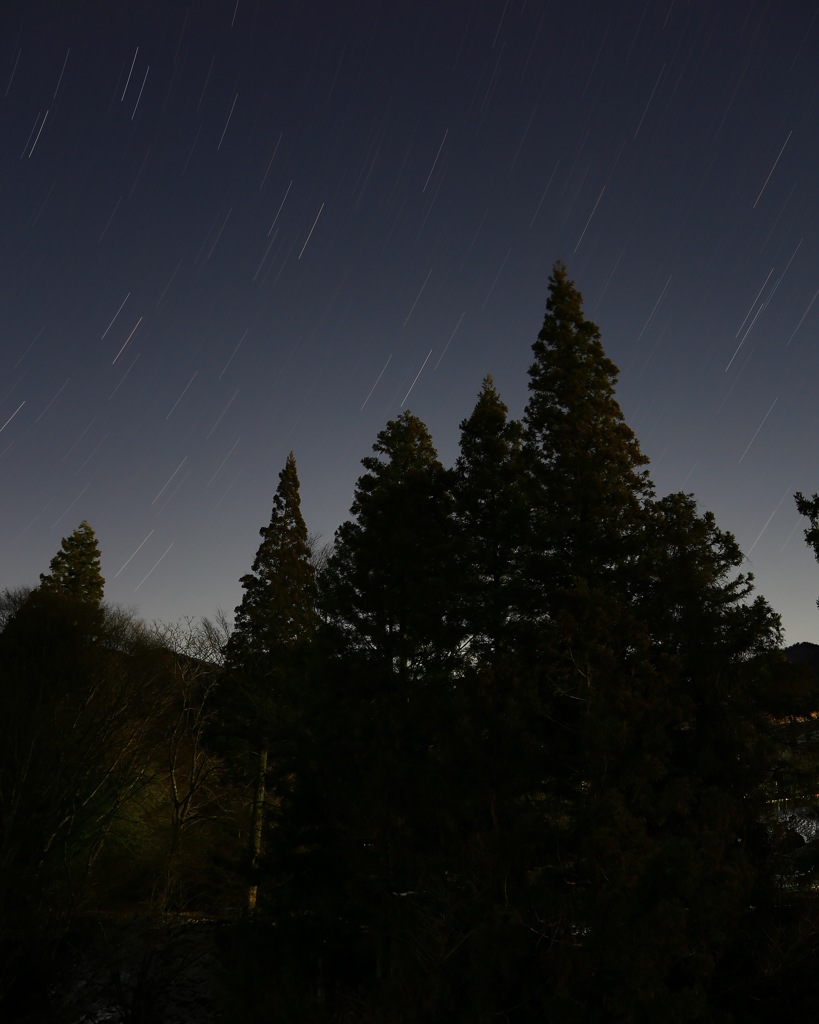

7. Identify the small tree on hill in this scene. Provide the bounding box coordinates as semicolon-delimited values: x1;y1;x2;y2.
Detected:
39;520;104;606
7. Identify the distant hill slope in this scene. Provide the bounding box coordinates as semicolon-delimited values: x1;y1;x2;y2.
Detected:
785;642;819;667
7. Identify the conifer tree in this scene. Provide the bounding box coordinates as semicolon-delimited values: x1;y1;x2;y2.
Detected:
226;452;316;672
223;451;317;914
415;379;544;1019
523;262;653;601
39;520;104;605
454;375;526;667
576;491;783;1021
515;259;655;856
321;410;460;679
314;410;464;993
514;262;783;1020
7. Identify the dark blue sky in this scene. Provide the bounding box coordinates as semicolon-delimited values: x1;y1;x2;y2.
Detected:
2;0;818;642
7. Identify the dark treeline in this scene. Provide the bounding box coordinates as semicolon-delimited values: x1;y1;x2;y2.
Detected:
4;262;819;1022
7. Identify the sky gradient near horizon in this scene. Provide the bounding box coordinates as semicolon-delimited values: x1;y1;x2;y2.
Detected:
2;1;818;643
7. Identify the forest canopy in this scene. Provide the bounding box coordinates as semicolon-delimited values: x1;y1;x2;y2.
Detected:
2;262;819;1024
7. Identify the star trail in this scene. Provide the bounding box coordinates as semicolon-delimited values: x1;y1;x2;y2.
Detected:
1;1;817;641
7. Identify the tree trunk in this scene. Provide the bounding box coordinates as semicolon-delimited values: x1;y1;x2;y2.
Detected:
246;746;268;915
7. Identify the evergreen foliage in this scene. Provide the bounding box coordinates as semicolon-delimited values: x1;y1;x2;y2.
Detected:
38;520;105;605
226;452;317;674
523;261;653;603
321;410;460;679
278;410;491;1015
221;449;318;751
6;264;819;1022
572;491;783;1020
795;491;819;595
222;451;318;916
507;262;784;1019
454;374;526;666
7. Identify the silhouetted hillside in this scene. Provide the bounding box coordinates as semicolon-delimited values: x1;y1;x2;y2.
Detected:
786;642;819;668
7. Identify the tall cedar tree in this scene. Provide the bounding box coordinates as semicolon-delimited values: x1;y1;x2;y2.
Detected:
315;411;465;998
321;410;460;680
516;263;783;1022
226;452;316;668
453;375;531;854
515;264;657;1006
523;262;653;599
454;375;527;667
223;452;317;914
38;520;104;605
424;377;547;1020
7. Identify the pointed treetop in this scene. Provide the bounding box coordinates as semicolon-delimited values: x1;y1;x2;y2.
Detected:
363;410;438;474
456;375;522;482
459;373;517;439
226;452;316;670
346;410;447;534
349;410;444;514
539;260;590;332
524;260;651;491
39;520;105;606
522;262;653;594
322;409;459;676
455;376;526;662
466;374;503;419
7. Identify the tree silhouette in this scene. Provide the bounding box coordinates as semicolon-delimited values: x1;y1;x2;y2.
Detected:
511;262;783;1021
223;452;317;915
39;521;104;606
454;374;526;668
321;410;460;679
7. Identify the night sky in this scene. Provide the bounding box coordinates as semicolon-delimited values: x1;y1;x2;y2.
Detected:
2;1;818;643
